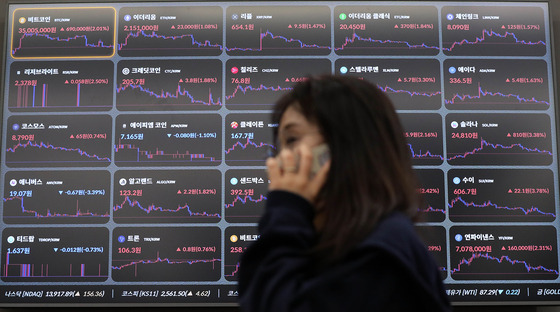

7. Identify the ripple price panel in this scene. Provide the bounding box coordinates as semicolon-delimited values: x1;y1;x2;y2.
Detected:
225;169;269;223
5;115;112;167
450;226;558;280
112;227;221;282
113;170;221;223
9;61;113;111
334;5;439;55
336;59;441;110
448;169;555;223
225;114;276;166
415;169;445;223
1;227;109;282
442;6;546;56
118;6;223;57
114;114;221;166
446;113;553;166
224;227;258;282
225;6;330;56
116;59;222;111
11;7;115;58
225;59;330;110
3;170;110;224
444;59;549;110
416;226;447;278
399;113;443;165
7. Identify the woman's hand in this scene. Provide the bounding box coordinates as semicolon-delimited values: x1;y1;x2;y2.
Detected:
266;144;330;203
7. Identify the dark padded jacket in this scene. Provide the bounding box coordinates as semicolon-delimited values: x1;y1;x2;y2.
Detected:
239;190;451;312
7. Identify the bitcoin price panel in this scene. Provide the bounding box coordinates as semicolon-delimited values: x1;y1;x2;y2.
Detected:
1;1;558;305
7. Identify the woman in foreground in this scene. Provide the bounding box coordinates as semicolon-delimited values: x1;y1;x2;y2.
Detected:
238;75;451;312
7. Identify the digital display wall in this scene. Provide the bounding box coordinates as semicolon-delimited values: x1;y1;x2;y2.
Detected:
1;1;558;305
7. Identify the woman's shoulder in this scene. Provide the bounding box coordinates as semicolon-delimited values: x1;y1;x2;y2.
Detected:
349;212;451;310
361;211;421;252
354;211;443;289
300;212;450;311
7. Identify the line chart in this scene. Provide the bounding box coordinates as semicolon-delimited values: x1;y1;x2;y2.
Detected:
443;29;545;53
117;6;222;57
114;141;217;164
12;33;114;56
446;114;553;165
335;5;439;56
111;251;221;275
445;83;549;106
114;114;221;166
11;7;115;58
225;194;267;210
225;84;293;102
416;226;447;279
116;83;221;107
8;140;110;162
226;6;331;56
442;6;546;56
451;253;558;277
112;227;221;281
444;59;549;110
225;139;275;155
6;115;112;167
419;206;446;215
337;59;441;110
380;85;442;98
416;169;445;222
113;169;221;223
1;227;109;282
116;59;221;111
335;31;439;52
225;59;330;110
450;226;557;280
447;169;555;222
225;169;269;223
449;196;555;219
226;113;277;165
447;138;552;163
400;113;443;165
114;197;221;218
224;226;257;281
3;197;109;221
2;170;110;224
408;144;445;162
9;61;113;111
224;262;240;278
226;29;331;53
118;30;223;52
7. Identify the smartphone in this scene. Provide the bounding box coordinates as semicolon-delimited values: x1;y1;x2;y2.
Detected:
310;143;330;176
277;143;330;176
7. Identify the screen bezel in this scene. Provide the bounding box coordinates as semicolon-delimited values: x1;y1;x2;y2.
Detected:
0;0;559;307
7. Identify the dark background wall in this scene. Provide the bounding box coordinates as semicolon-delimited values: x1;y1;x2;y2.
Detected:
0;0;559;311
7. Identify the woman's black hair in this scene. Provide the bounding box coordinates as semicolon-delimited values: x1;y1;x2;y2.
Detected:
272;75;423;265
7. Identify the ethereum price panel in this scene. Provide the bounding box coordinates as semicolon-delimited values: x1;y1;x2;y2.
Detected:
117;6;223;57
